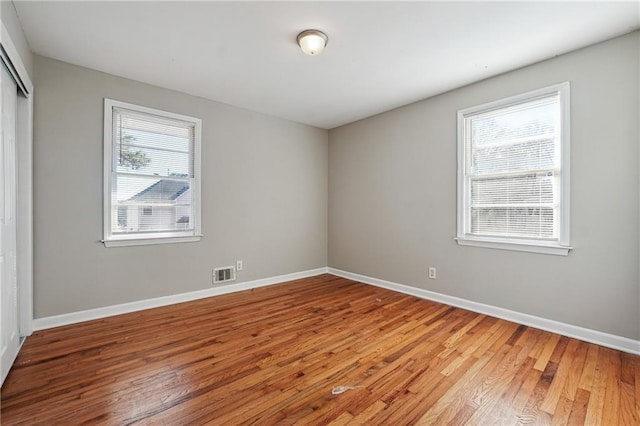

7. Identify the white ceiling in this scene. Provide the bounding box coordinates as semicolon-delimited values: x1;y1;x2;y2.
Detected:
13;1;640;129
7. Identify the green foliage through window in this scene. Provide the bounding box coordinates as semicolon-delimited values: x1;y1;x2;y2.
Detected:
119;134;151;170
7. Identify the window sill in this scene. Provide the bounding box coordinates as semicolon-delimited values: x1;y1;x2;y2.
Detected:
455;237;572;256
103;235;202;248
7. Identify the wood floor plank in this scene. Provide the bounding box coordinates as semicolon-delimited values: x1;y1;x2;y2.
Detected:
550;395;573;425
510;361;545;422
583;345;610;425
566;387;590;425
517;359;559;425
534;333;562;371
602;348;622;425
461;342;537;424
540;338;579;414
1;274;638;425
562;340;588;402
414;345;510;424
635;356;640;425
490;355;538;425
620;380;638;426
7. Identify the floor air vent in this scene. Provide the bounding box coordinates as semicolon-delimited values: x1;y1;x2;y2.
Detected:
213;266;236;284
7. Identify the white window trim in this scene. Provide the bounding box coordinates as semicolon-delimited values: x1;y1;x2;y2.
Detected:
456;83;572;256
103;99;202;247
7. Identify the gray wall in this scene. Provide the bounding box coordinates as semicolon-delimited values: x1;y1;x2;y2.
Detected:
25;25;640;342
34;55;328;318
329;32;640;340
1;1;33;76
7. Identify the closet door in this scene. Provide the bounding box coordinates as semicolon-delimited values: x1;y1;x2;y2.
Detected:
0;62;19;385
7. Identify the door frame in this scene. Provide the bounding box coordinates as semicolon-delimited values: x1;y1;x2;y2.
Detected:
1;22;34;337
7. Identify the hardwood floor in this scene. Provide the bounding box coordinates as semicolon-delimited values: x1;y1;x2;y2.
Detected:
1;274;638;425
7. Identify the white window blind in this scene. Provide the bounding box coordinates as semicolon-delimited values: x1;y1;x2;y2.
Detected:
457;83;571;255
103;99;202;247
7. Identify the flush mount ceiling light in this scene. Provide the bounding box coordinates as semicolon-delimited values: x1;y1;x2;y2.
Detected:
296;30;328;56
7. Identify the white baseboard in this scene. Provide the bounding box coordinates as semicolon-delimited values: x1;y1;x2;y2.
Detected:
32;266;640;356
33;267;329;331
328;267;640;355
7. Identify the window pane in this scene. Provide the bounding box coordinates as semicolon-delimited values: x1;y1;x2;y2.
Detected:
470;207;556;239
112;204;194;234
471;138;557;175
471;173;555;206
111;175;193;234
115;108;193;151
471;99;558;146
115;144;191;177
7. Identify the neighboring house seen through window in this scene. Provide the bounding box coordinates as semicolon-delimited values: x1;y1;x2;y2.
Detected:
456;83;571;255
103;99;202;247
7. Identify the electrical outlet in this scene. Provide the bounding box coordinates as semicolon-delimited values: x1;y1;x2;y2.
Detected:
236;260;243;271
428;267;437;279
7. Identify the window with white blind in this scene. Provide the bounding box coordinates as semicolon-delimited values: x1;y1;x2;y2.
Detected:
456;83;571;255
103;99;202;247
